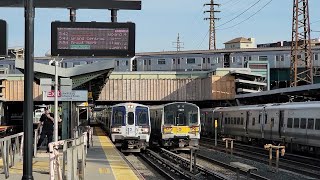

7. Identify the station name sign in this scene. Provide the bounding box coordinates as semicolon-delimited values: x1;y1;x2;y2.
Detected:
0;19;7;56
42;90;88;102
51;22;135;57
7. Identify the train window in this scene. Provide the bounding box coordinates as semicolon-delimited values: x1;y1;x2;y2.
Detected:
178;59;180;64
149;59;151;65
165;111;174;125
158;59;166;65
187;58;196;64
294;118;299;128
307;119;314;130
144;60;147;65
126;60;129;66
258;115;261;124
203;58;205;64
237;117;240;125
265;114;268;124
240;117;244;125
271;118;274;127
137;111;148;125
315;119;320;130
252;118;255;126
287;118;293;128
113;111;124;126
231;117;234;124
207;58;210;63
128;112;134;125
189;112;198;124
300;118;306;129
224;117;227;124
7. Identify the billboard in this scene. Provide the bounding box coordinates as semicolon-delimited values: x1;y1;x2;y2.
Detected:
51;22;135;57
0;19;7;56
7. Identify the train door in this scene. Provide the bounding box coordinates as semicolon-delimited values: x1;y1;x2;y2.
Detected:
245;111;250;135
224;54;230;68
279;110;284;138
126;110;136;137
259;110;265;139
132;59;137;71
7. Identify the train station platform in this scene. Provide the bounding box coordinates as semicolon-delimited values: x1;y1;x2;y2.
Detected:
0;127;139;180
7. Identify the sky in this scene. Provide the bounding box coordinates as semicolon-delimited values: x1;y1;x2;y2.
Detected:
0;0;320;57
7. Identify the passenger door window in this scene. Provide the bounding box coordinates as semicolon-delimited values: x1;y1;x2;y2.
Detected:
294;118;299;128
128;112;134;125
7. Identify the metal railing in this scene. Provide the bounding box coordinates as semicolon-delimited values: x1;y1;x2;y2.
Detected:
73;126;93;148
0;132;24;179
49;126;93;180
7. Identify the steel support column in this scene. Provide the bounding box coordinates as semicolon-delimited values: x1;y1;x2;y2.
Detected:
290;0;313;86
22;0;35;179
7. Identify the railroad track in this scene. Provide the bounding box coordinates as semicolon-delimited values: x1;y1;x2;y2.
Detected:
140;148;230;180
200;137;320;179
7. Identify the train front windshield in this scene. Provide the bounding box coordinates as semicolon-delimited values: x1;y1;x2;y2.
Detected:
136;106;149;126
164;103;199;126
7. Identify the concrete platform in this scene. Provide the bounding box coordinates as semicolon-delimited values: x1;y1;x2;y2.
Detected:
0;127;139;180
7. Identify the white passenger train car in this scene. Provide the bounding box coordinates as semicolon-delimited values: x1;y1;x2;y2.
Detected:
97;103;151;152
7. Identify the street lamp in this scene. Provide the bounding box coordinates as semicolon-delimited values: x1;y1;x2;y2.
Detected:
49;58;63;142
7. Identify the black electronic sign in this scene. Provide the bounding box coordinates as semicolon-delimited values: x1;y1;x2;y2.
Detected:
51;22;135;57
0;19;7;56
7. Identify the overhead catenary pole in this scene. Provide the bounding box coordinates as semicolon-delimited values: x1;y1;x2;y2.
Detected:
204;0;220;50
290;0;313;87
22;0;35;179
172;33;184;52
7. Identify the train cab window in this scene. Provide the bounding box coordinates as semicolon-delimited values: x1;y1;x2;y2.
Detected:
252;118;255;126
128;112;134;125
237;117;240;125
315;119;320;130
240;117;244;125
113;111;124;126
137;111;148;125
307;119;314;130
189;112;198;125
294;118;300;128
165;111;174;125
300;118;306;129
287;118;293;128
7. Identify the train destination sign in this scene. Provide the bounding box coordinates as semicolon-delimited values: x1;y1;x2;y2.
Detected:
0;19;7;56
51;22;135;57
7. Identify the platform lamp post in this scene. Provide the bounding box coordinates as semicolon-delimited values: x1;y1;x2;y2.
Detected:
49;57;63;142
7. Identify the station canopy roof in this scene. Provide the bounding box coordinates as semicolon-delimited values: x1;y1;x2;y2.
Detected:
15;60;114;100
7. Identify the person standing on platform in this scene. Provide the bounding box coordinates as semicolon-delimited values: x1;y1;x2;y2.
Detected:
36;108;54;152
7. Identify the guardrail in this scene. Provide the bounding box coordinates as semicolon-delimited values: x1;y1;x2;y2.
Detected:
73;126;93;148
0;132;24;179
49;126;93;180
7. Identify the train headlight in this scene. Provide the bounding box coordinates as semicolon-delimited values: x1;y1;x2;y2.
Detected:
140;128;150;134
163;126;173;134
111;127;121;133
190;126;199;133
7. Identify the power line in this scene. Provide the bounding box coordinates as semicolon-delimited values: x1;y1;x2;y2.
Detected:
217;0;273;30
216;0;263;28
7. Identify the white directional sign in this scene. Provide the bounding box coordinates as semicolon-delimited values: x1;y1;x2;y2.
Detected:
42;90;88;101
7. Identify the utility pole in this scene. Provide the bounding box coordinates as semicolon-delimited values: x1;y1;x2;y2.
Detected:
290;0;313;87
172;33;184;52
204;0;220;50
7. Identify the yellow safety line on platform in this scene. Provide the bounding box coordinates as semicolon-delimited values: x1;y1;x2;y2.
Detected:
95;127;139;180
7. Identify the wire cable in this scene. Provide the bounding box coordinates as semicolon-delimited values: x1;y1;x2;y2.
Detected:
216;0;264;28
217;0;273;30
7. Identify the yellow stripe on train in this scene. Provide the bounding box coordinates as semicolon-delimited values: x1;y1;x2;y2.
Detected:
163;126;200;134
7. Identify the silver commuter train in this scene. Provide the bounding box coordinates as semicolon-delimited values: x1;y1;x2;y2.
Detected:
149;102;201;150
96;103;151;152
201;101;320;154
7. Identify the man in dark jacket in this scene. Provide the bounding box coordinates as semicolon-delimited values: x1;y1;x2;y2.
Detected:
36;109;54;152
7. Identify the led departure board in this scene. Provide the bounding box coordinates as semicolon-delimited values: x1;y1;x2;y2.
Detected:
0;19;7;56
51;22;135;57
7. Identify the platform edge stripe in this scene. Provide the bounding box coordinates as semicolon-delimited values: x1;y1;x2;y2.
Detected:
95;127;139;180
